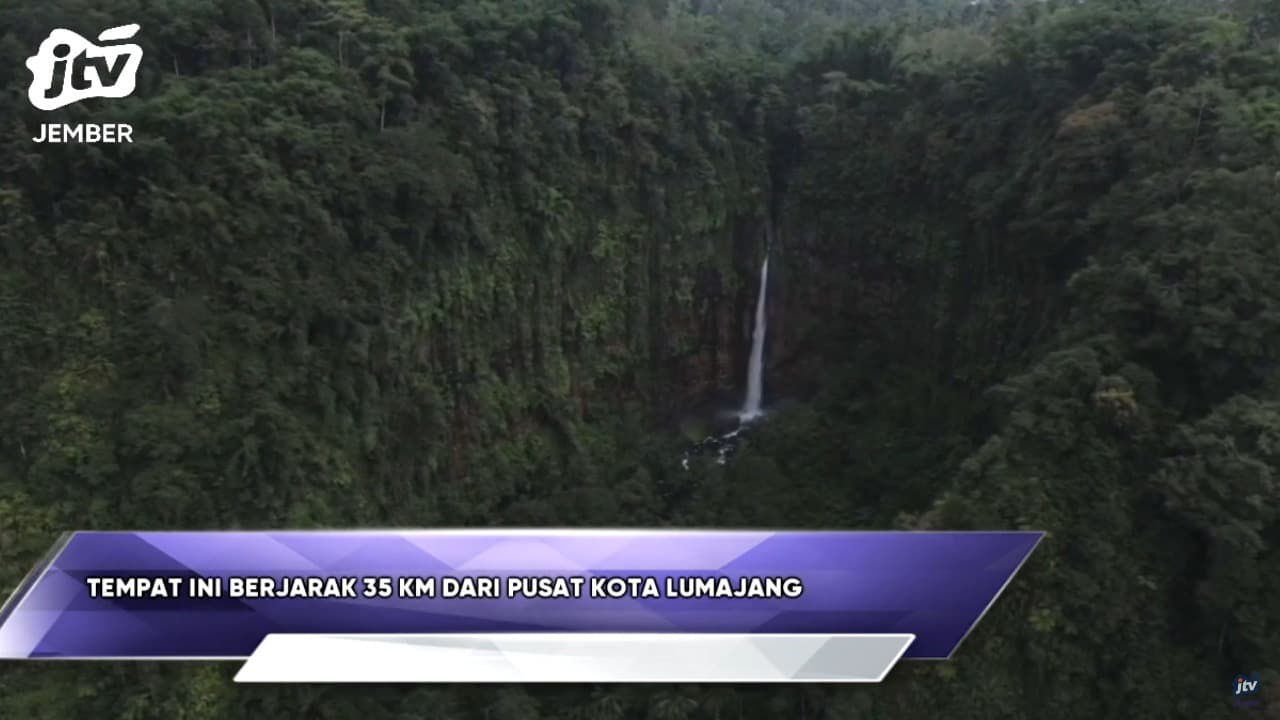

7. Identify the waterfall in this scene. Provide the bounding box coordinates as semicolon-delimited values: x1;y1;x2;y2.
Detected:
739;253;769;422
680;239;773;471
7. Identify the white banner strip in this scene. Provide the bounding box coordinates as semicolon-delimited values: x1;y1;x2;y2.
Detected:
235;633;915;683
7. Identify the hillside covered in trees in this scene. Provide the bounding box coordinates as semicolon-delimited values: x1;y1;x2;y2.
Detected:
1;0;1278;717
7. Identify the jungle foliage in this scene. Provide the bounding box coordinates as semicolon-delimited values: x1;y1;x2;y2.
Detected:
0;0;1277;718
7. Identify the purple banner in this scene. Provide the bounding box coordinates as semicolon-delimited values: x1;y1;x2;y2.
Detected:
0;530;1041;660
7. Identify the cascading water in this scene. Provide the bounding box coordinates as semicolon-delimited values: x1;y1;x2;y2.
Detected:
739;254;769;422
681;245;772;471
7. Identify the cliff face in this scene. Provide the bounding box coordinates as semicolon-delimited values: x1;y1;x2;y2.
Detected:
665;216;765;410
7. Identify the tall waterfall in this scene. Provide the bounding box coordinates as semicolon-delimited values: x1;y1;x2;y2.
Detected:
739;253;769;422
680;245;772;470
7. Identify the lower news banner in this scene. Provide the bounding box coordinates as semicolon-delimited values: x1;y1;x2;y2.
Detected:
0;530;1042;683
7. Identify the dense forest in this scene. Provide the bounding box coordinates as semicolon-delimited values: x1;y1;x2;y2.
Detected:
1;0;1278;717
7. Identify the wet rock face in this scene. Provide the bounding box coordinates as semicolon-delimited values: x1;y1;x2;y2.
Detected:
679;414;767;470
681;428;743;468
662;217;778;414
680;425;742;466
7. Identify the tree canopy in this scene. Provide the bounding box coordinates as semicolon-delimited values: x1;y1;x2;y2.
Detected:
0;0;1277;718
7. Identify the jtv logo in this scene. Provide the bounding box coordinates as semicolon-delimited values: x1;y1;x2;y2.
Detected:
25;24;142;144
1234;674;1260;696
1233;672;1262;710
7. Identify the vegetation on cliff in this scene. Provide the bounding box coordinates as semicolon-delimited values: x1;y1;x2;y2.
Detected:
0;0;1277;717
